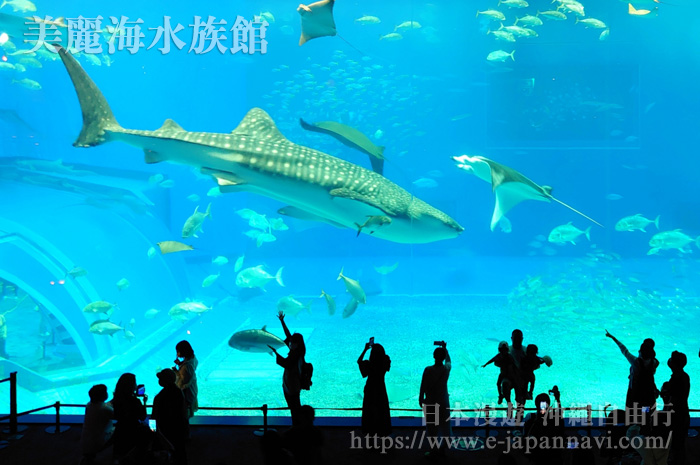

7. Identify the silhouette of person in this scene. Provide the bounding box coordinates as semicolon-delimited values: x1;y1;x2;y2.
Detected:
520;344;552;401
269;311;306;426
523;388;565;465
281;405;324;465
80;384;113;465
662;351;690;465
152;369;188;465
606;331;660;415
174;340;199;420
419;341;451;458
509;329;528;409
358;340;392;437
483;341;517;406
111;373;148;461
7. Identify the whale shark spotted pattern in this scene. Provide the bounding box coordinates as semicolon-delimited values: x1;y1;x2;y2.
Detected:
54;46;463;244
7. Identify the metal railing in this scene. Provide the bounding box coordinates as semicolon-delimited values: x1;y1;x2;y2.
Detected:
2;371;700;443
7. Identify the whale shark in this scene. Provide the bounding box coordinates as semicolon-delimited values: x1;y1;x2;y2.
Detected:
54;46;463;244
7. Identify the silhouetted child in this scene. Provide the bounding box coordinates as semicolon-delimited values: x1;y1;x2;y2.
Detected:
80;384;114;465
520;344;553;400
483;341;516;404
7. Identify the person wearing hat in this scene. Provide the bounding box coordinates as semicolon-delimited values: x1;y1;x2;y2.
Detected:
661;351;690;465
152;369;188;465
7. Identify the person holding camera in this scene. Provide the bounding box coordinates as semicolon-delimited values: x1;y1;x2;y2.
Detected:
268;311;307;426
523;386;565;465
173;340;199;422
358;337;392;438
111;373;148;462
419;340;451;458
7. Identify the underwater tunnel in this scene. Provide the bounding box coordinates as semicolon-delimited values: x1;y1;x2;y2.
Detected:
0;157;189;390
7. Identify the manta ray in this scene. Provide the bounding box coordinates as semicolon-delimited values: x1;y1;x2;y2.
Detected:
299;118;385;175
298;0;337;45
452;154;602;231
54;46;463;244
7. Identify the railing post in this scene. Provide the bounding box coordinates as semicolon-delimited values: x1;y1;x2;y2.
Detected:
586;404;592;436
45;401;69;434
9;372;17;435
262;404;268;434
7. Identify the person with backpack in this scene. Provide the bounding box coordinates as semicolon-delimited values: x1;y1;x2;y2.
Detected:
269;311;308;426
605;331;660;418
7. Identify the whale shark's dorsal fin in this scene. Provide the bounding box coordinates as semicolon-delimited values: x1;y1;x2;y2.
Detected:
157;119;184;133
231;108;288;143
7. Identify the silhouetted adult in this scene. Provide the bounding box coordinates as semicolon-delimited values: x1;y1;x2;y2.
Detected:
80;384;113;465
281;405;324;465
174;340;199;420
523;388;565;465
111;373;148;462
662;351;690;465
358;341;392;437
509;329;528;414
419;341;451;458
152;369;188;465
269;311;306;425
605;331;660;414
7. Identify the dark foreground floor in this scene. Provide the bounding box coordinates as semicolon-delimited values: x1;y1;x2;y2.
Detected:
1;423;699;465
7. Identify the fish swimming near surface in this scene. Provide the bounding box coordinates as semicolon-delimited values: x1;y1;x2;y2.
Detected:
647;230;698;255
299;118;386;175
83;300;116;316
615;214;659;233
337;268;366;304
157;241;194;255
228;326;286;354
65;266;87;279
548;222;591;245
89;319;123;337
116;278;130;291
236;265;284;290
202;273;220;288
342;298;359;318
277;296;312;317
182;203;212;238
452;155;602;231
374;262;398;275
355;215;392;237
53;45;462;244
298;0;336;46
320;290;336;315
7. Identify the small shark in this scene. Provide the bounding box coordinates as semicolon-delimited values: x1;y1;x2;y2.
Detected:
453;154;602;231
55;46;463;244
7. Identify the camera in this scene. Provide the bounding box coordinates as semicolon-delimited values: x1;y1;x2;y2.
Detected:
136;384;145;397
368;337;374;346
539;401;548;411
433;340;445;347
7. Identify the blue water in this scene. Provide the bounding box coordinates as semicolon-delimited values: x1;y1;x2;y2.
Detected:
1;0;699;417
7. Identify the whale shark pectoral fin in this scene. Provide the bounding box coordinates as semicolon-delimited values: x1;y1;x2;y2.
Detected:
201;168;248;192
144;149;167;164
329;188;394;215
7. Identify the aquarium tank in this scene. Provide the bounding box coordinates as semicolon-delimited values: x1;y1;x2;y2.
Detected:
0;0;698;420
